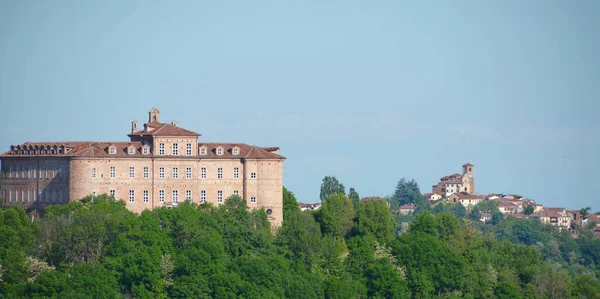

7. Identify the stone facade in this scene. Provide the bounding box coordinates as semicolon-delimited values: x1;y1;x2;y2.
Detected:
0;108;285;226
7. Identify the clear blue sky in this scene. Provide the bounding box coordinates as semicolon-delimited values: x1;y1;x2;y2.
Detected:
1;1;598;210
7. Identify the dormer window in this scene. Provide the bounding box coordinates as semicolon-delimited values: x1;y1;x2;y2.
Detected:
200;147;207;155
109;147;116;155
128;147;135;155
217;147;223;156
232;147;240;155
142;147;149;155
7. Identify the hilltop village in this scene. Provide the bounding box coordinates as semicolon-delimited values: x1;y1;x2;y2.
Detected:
299;163;600;236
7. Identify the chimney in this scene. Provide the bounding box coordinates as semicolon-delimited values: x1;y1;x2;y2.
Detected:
131;120;138;134
171;120;177;127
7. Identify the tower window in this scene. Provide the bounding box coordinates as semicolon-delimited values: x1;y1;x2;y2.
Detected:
92;168;96;178
110;167;116;178
201;167;206;179
234;167;239;179
218;168;223;179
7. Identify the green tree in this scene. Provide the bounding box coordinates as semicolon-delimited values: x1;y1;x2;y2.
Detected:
319;193;355;239
282;186;300;219
320;176;345;202
391;178;421;209
523;205;535;215
356;199;394;242
579;206;591;219
348;187;360;210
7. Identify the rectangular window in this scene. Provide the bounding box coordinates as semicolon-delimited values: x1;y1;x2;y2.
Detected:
110;167;115;178
33;167;37;178
217;190;223;203
159;143;165;155
9;166;12;178
234;190;239;196
129;166;135;178
159;190;165;202
251;172;257;179
92;168;96;179
159;167;165;179
201;167;206;179
185;190;191;201
234;167;239;179
16;166;19;178
218;168;223;179
200;190;206;203
22;190;25;202
110;189;115;197
186;143;192;156
9;190;12;202
172;143;178;156
250;196;256;204
129;190;135;203
143;167;149;178
52;190;56;202
27;190;30;202
172;190;179;203
143;190;149;203
172;167;178;179
186;167;192;179
143;147;149;155
45;190;49;203
92;191;97;198
200;148;206;155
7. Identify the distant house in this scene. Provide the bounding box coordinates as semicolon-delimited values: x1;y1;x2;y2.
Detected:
479;212;493;223
530;208;572;230
447;192;485;207
298;202;321;212
423;193;442;202
397;203;416;215
567;210;583;227
498;201;520;214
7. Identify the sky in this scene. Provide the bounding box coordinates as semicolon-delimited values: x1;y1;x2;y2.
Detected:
1;1;599;210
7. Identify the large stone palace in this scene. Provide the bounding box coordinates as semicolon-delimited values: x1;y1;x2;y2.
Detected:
0;108;285;226
431;163;475;197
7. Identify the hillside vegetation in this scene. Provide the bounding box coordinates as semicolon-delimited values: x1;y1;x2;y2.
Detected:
0;187;599;298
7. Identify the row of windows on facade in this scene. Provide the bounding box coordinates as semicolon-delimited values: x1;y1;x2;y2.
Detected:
94;166;256;179
102;189;256;204
5;189;66;203
4;166;65;179
111;143;240;156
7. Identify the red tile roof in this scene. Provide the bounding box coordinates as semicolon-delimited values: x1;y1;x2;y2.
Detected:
1;142;285;160
463;163;474;167
128;122;200;137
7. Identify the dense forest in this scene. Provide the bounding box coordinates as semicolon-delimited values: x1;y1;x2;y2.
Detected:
0;180;599;298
